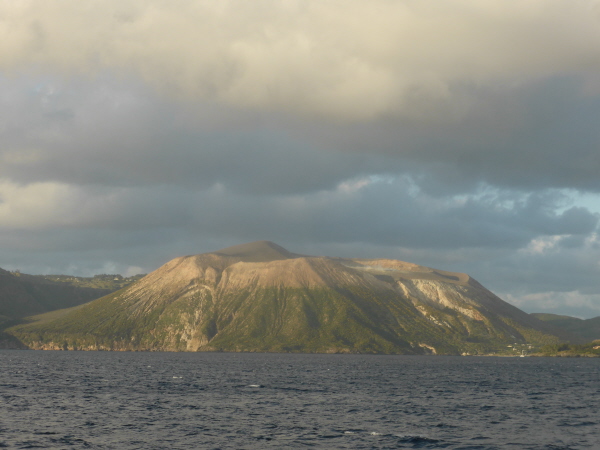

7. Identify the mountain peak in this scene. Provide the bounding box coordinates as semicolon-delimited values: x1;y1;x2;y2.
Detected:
212;240;297;262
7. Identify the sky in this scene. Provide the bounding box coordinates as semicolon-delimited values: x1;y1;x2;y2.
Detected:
2;0;600;318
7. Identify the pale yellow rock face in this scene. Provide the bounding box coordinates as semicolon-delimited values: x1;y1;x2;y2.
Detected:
396;280;481;319
114;242;521;327
220;257;373;290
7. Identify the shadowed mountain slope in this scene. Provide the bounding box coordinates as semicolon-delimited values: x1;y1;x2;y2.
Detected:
532;313;600;342
0;269;133;322
5;241;575;354
0;269;140;349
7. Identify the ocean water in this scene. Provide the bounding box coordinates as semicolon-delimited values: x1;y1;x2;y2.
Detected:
0;351;598;449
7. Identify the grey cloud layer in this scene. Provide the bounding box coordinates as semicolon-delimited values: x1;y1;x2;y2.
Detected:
1;175;596;253
4;75;600;197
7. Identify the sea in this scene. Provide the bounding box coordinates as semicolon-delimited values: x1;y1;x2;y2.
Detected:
0;351;598;449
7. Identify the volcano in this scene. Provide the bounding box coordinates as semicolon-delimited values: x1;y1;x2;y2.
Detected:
6;241;570;354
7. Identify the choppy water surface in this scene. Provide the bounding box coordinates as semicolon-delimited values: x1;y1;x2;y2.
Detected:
0;351;598;449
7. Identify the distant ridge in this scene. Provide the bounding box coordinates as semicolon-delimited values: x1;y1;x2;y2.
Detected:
532;313;600;342
0;269;131;321
3;242;576;354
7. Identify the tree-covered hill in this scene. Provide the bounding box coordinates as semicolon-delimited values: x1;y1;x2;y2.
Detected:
534;340;600;357
0;268;143;322
531;313;600;342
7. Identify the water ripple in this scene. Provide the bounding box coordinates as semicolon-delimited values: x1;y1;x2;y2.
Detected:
0;351;598;449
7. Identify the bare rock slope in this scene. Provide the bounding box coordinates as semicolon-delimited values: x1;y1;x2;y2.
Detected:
6;241;572;354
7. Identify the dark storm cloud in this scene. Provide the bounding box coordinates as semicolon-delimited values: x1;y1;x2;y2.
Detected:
296;78;600;196
3;176;596;256
0;75;388;195
5;75;600;201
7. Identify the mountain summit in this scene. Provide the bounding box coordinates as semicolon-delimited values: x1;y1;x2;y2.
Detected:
213;240;298;262
5;242;569;354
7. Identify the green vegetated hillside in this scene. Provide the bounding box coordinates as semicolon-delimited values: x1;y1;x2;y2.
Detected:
0;269;142;349
531;313;600;342
3;241;575;354
0;269;133;318
529;314;600;357
0;269;143;325
534;340;600;357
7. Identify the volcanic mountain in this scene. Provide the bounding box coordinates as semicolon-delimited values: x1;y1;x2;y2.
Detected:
5;241;572;354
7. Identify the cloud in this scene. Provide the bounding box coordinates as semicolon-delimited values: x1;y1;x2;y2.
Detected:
2;1;600;120
1;174;596;251
0;181;82;229
503;291;600;318
0;74;396;197
4;74;600;200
